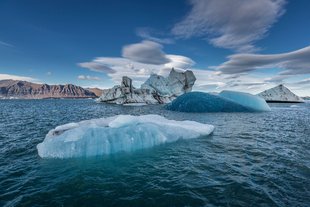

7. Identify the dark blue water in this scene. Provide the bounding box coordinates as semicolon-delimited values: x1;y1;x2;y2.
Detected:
0;99;309;207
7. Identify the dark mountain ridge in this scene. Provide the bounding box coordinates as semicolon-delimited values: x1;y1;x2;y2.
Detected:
0;79;99;99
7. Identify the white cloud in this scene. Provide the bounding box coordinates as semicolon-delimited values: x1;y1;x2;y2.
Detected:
78;60;116;73
0;73;36;82
192;68;310;96
77;75;101;81
191;69;276;94
78;40;310;96
78;57;309;95
79;55;196;87
78;41;196;85
216;45;310;75
122;40;170;65
164;55;195;70
136;28;175;44
172;0;286;52
46;71;52;76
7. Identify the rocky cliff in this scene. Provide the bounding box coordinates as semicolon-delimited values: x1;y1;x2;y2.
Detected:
0;80;97;99
86;88;103;97
98;68;196;104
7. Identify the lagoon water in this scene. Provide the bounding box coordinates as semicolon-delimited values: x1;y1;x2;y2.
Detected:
0;99;309;206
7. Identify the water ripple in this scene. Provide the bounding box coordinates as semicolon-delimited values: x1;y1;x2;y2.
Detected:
0;100;309;206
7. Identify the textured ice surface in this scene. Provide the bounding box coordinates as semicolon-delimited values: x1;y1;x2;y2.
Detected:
37;114;214;158
123;103;148;106
166;92;251;113
258;84;304;102
219;90;271;112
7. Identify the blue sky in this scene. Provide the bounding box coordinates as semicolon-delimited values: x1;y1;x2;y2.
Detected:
0;0;309;95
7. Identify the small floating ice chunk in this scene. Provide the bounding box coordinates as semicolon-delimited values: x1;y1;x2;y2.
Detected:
219;90;271;112
290;105;300;108
123;103;148;106
37;115;214;158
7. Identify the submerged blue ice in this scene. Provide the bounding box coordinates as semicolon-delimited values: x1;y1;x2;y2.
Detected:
166;91;270;112
166;92;249;112
37;114;214;158
219;90;271;112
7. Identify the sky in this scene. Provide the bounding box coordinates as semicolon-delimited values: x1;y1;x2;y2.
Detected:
0;0;310;96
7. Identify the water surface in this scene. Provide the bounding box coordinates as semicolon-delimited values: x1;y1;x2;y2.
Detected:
0;99;309;206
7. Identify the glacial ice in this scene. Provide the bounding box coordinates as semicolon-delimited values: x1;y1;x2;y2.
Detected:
219;90;271;112
166;92;250;112
37;114;214;158
258;84;304;103
99;68;196;104
166;91;270;112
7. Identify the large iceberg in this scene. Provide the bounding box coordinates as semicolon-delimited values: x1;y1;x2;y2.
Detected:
166;92;250;112
98;68;196;104
37;115;214;158
141;69;196;97
166;91;271;113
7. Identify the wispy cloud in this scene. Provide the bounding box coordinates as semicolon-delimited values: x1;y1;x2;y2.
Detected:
0;73;36;82
77;75;101;81
136;28;175;44
216;45;310;75
294;78;310;85
79;41;186;76
0;41;14;48
78;60;116;73
78;56;195;85
172;0;286;52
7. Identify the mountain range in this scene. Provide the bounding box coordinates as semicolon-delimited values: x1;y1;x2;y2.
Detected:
0;79;103;99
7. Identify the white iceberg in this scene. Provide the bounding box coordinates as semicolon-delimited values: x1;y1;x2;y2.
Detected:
98;68;196;105
219;90;271;112
37;115;214;158
257;84;304;103
141;68;196;97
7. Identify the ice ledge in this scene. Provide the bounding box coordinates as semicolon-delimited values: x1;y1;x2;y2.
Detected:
37;114;214;158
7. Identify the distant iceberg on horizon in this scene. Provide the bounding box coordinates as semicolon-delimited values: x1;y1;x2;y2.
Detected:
257;84;304;103
37;114;214;158
166;91;271;113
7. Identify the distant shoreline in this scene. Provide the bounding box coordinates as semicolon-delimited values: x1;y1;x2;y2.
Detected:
0;97;96;100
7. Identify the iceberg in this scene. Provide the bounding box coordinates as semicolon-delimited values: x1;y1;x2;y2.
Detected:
98;68;196;105
166;92;251;112
37;115;214;158
219;90;271;112
257;84;304;103
141;68;196;96
166;91;271;112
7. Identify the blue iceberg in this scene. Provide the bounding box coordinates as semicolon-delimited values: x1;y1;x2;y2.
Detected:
219;90;270;112
166;91;270;113
37;114;214;158
166;92;250;112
